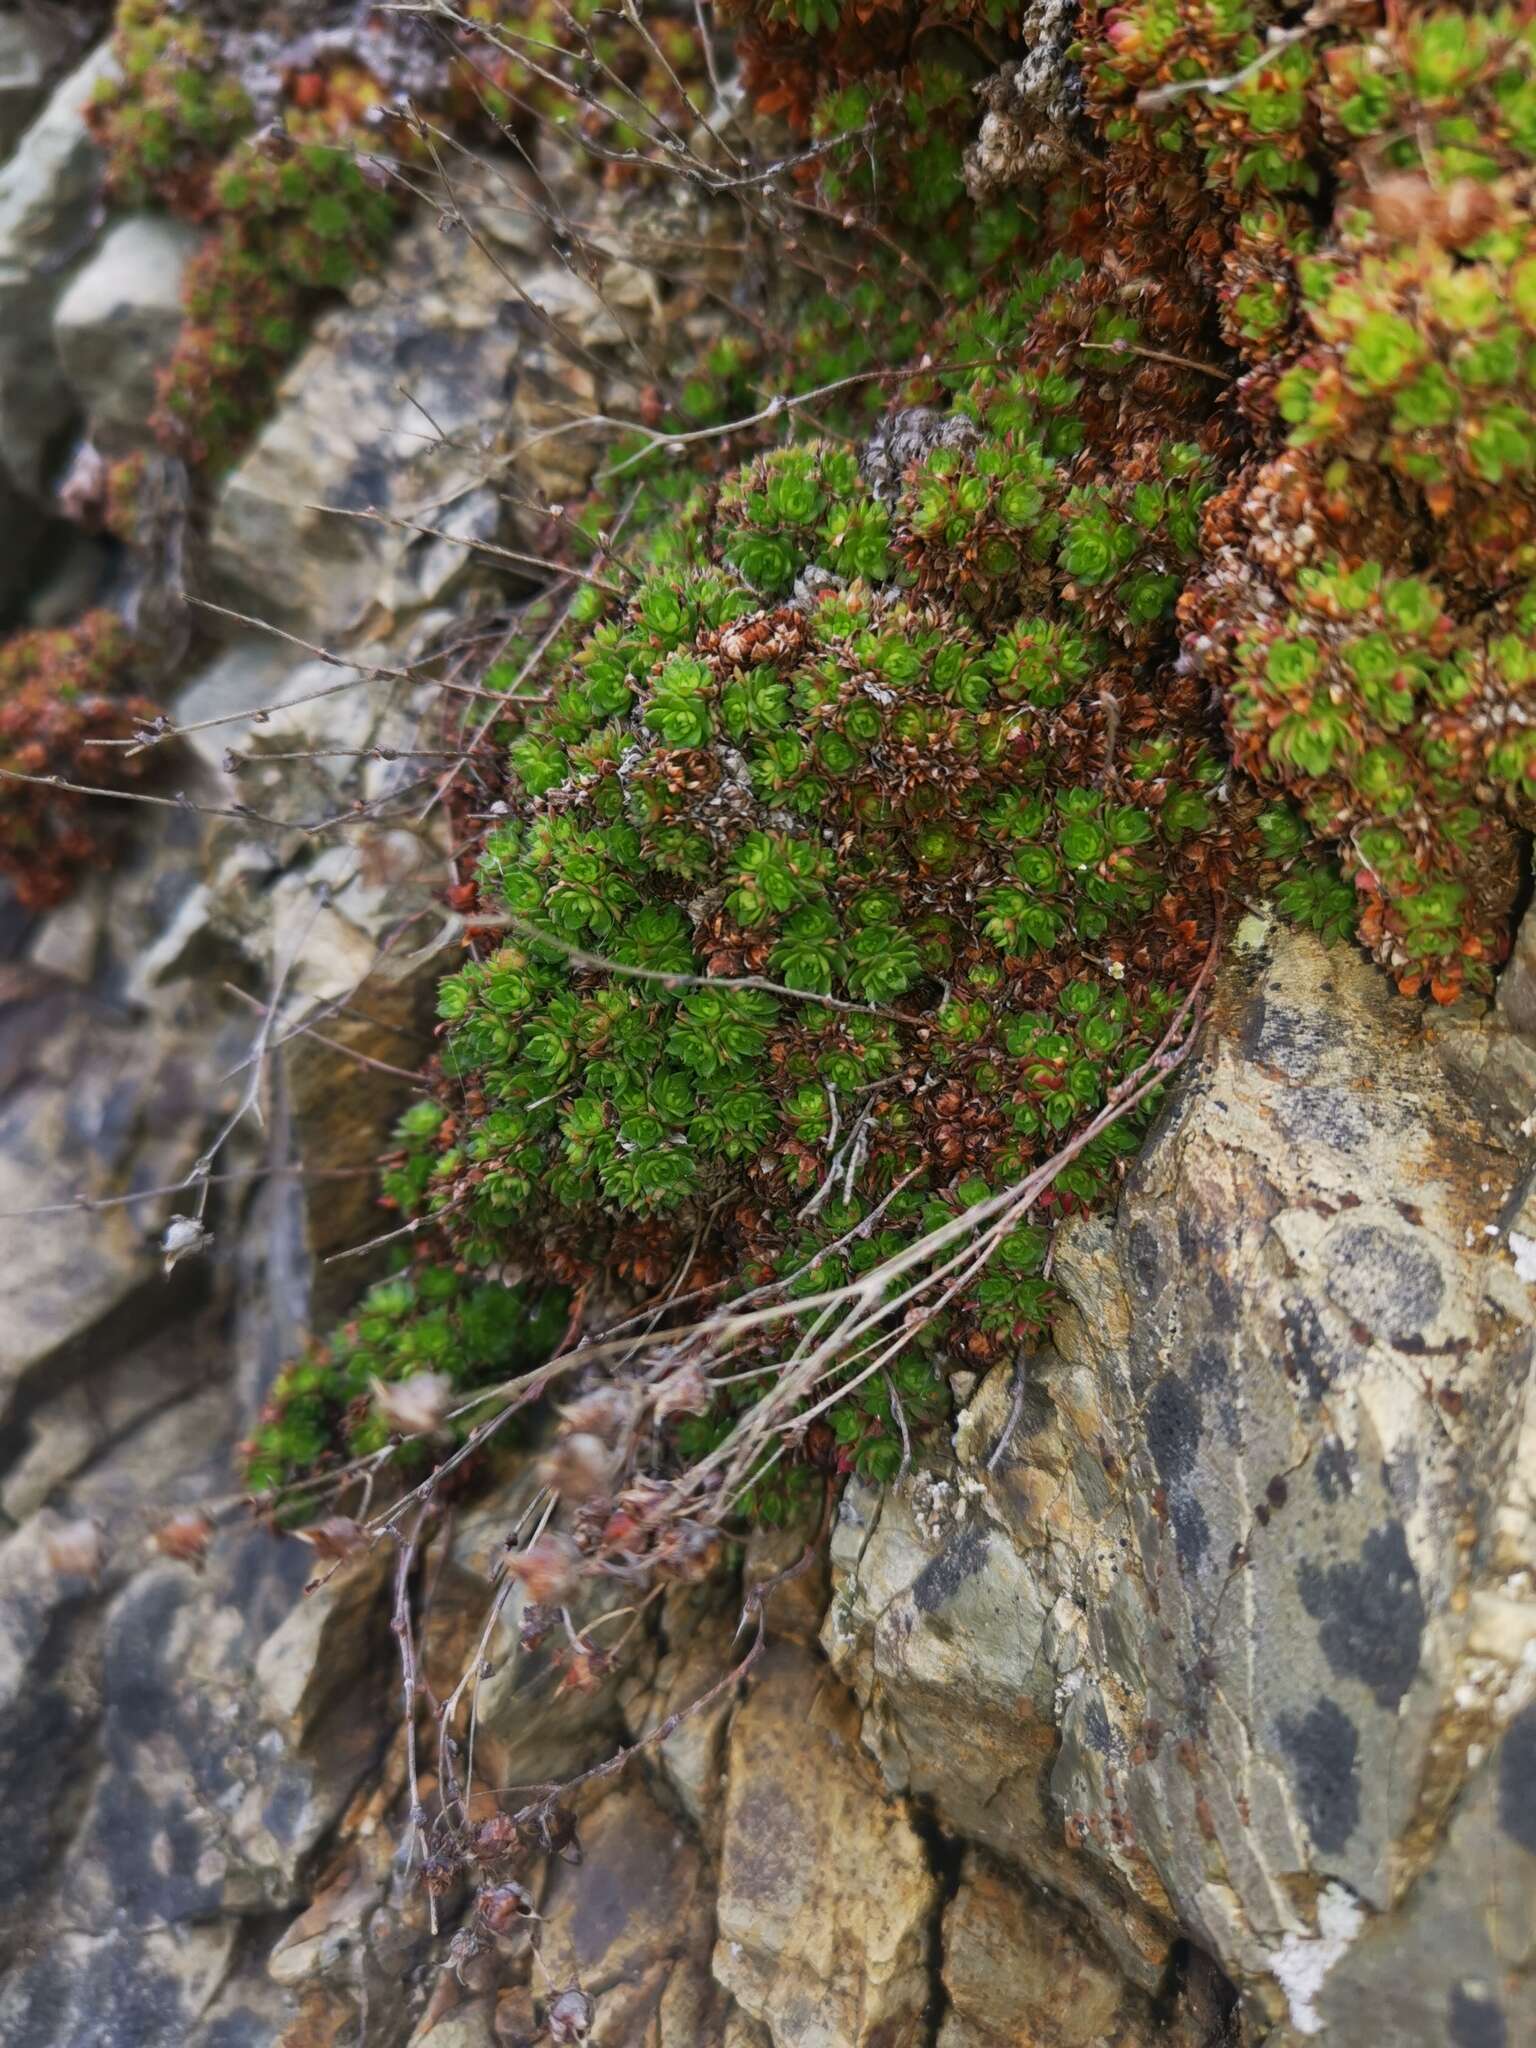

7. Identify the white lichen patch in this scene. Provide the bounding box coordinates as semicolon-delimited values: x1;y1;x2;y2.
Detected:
1269;1883;1366;2036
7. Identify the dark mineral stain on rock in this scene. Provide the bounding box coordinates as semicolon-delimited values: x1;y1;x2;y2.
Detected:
1496;1703;1536;1854
1449;1984;1509;2048
1169;1492;1211;1571
1272;1087;1372;1156
1283;1296;1345;1403
1008;1377;1053;1444
1127;1219;1163;1302
1313;1438;1354;1503
1324;1223;1446;1345
913;1522;990;1614
202;2014;279;2048
1190;1341;1229;1394
1145;1376;1201;1487
1239;996;1336;1077
1082;1695;1114;1756
1297;1522;1426;1710
1205;1267;1237;1329
261;1772;310;1850
1276;1696;1360;1853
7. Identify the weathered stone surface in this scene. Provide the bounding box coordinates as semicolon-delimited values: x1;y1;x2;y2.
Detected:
63;1539;391;1931
190;636;456;1287
823;1456;1176;1991
449;1467;640;1789
617;1579;739;1830
0;964;213;1444
0;1923;241;2048
714;1637;937;2048
0;1293;401;2048
205;222;524;637
0;40;116;497
938;1849;1189;2048
53;212;203;440
0;1309;217;1521
169;631;304;778
826;922;1536;2039
538;1776;720;2047
0;13;71;162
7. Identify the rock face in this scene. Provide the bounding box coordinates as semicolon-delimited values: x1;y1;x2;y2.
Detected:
938;1849;1190;2048
4;854;1534;2048
0;13;72;162
0;40;118;499
52;212;203;441
714;1639;937;2048
2;33;1533;2047
825;918;1536;2045
204;216;637;639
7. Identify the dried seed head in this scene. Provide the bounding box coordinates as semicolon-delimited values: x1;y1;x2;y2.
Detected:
537;1431;614;1504
150;1509;214;1566
518;1599;555;1652
447;1925;494;1988
161;1214;213;1275
420;1853;461;1897
557;1636;611;1693
1368;172;1498;248
477;1879;535;1934
469;1810;520;1862
546;1987;594;2041
515;1802;580;1863
653;1519;720;1584
652;1362;711;1422
371;1372;454;1437
296;1516;366;1563
507;1531;581;1605
557;1385;638;1442
42;1514;103;1581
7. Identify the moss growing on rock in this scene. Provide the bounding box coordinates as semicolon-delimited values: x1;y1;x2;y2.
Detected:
243;1256;569;1497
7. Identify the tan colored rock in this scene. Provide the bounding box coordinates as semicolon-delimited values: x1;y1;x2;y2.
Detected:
617;1580;739;1830
52;212;203;440
822;1463;1174;1991
826;924;1536;2040
493;1987;540;2044
267;1858;383;1988
0;965;212;1450
721;2016;775;2048
938;1851;1176;2048
537;1775;716;2047
714;1638;937;2048
255;1545;393;1738
411;1997;499;2048
277;1984;370;2048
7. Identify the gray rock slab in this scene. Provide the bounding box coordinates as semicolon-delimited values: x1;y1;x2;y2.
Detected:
0;39;116;496
53;211;202;440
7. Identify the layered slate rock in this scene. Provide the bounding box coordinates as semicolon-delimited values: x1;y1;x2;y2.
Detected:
0;40;117;499
714;1638;937;2048
825;920;1536;2041
52;212;203;442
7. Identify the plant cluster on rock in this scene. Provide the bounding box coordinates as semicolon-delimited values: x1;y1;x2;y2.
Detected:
86;1;413;470
16;2;1520;1519
0;612;155;906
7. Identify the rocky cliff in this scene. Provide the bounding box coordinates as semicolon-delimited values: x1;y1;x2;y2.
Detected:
1;11;1534;2048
